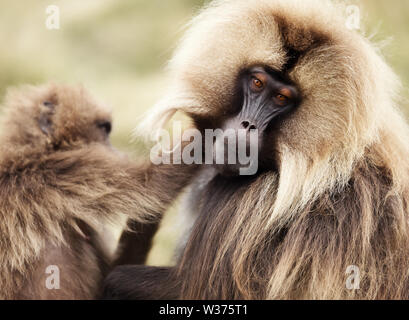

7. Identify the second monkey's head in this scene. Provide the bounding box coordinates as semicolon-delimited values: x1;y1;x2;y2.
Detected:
141;0;403;183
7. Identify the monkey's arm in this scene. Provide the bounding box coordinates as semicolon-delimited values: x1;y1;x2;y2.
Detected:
112;152;199;265
102;265;178;300
112;220;159;266
46;145;198;224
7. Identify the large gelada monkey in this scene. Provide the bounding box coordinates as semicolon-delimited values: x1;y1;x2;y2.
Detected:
104;0;409;299
0;84;195;299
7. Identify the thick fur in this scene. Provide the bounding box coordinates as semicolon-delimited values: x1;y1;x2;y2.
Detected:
0;84;195;299
106;0;409;300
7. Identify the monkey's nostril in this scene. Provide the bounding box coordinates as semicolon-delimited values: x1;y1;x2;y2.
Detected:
241;121;250;129
241;121;257;130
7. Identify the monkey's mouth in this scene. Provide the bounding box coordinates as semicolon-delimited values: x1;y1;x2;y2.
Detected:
211;117;261;177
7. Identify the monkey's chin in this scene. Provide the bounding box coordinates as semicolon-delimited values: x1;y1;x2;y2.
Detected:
213;164;241;177
213;163;259;177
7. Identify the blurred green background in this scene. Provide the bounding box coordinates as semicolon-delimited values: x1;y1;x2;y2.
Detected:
0;0;408;266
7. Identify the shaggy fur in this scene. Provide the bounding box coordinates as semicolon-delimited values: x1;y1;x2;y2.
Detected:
0;84;195;299
105;0;409;300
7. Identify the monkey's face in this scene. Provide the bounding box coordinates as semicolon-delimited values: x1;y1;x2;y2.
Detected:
1;84;113;151
193;66;300;176
37;85;113;149
146;0;390;181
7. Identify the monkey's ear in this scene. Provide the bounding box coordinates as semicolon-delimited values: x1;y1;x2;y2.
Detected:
38;100;56;135
38;90;59;135
43;101;54;108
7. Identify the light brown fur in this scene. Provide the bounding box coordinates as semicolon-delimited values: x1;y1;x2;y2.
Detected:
0;84;195;299
138;0;409;299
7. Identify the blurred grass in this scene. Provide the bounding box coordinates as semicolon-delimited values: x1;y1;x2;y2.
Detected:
0;0;407;266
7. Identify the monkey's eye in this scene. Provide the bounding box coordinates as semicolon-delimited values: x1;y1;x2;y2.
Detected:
276;94;288;102
250;77;264;92
98;121;112;135
274;94;289;106
274;88;292;106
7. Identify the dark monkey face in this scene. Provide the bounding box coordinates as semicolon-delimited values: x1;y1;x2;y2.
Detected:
210;66;300;176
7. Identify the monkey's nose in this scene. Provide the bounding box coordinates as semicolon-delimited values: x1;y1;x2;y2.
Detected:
241;121;257;131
